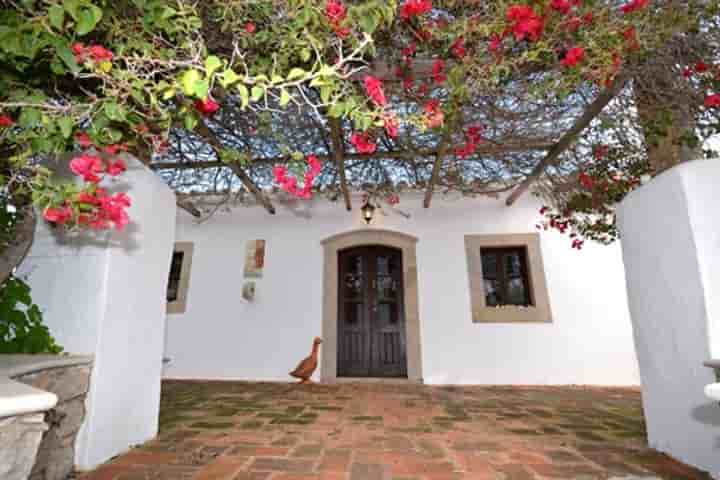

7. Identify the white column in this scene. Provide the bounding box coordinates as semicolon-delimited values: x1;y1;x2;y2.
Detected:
617;159;720;477
18;156;176;470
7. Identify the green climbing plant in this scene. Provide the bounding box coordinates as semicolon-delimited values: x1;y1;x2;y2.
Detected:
0;276;63;354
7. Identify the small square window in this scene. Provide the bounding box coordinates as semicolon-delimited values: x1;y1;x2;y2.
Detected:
167;251;185;302
480;247;533;307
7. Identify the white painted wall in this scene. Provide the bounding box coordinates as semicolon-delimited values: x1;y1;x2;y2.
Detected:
617;159;720;477
19;157;176;470
164;191;639;386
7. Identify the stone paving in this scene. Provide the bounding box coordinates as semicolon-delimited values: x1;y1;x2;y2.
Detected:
77;381;711;480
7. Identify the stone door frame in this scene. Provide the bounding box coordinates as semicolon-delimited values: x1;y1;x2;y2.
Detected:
320;229;423;383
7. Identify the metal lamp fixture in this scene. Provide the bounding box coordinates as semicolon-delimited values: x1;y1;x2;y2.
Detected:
361;197;376;224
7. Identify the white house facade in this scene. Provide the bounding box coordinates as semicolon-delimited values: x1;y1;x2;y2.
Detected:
162;191;640;386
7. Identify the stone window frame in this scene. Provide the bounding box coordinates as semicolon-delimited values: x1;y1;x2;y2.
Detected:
465;233;552;323
167;242;194;314
320;229;423;383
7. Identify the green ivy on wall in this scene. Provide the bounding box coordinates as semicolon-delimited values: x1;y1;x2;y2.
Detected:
0;276;63;354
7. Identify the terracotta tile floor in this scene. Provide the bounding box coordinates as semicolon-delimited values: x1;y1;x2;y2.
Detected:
78;381;711;480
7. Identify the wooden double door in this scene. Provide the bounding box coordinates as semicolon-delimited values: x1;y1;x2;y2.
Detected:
337;246;407;378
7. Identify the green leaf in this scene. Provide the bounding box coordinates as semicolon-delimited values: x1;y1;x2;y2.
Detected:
204;55;222;77
287;68;306;81
58;117;73;138
218;69;239;88
54;43;80;74
18;108;41;128
328;102;344;118
279;88;291;107
48;5;65;30
184;113;198;130
180;69;202;96
237;84;249;109
251;86;264;102
193;79;209;99
75;5;103;36
104;102;127;122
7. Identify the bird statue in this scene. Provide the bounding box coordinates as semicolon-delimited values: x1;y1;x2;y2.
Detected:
290;337;322;384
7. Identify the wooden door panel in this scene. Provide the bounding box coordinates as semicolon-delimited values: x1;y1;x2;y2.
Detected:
337;246;407;378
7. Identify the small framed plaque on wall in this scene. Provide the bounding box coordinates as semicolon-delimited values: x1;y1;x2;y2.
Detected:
244;239;266;278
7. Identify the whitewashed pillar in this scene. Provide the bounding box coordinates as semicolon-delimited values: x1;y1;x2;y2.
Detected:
18;156;176;470
617;159;720;477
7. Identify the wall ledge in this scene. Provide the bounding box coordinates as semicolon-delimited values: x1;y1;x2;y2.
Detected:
0;378;57;418
0;354;93;378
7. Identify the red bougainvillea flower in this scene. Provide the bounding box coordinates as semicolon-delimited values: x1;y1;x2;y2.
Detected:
565;16;582;32
423;100;444;128
620;0;649;14
273;156;322;199
571;238;584;250
0;115;14;127
431;59;446;84
77;191;101;205
43;206;73;225
72;43;87;63
325;0;347;24
450;37;466;59
455;125;484;158
75;132;93;149
582;12;593;24
102;143;128;156
489;34;503;53
579;172;594;189
106;159;127;177
351;132;377;154
195;98;220;116
705;94;720;108
561;47;585;67
402;42;417;59
682;67;693;78
383;115;400;138
539;206;549;214
244;22;256;34
593;144;609;159
98;192;132;231
507;5;544;41
695;62;708;73
623;26;640;50
551;0;572;15
88;45;113;62
363;75;387;107
70;154;104;183
387;194;400;206
400;0;432;20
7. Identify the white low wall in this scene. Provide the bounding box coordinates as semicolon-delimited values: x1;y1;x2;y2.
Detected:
164;192;640;386
19;157;176;470
617;159;720;477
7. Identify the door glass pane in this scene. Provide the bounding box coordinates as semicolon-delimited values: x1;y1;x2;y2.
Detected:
481;251;497;279
377;275;397;299
344;302;362;325
343;254;363;299
377;303;397;324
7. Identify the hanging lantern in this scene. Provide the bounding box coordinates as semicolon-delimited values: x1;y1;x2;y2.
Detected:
361;197;376;224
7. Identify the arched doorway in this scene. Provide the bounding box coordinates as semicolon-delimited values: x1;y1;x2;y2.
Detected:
337;245;407;378
321;229;422;382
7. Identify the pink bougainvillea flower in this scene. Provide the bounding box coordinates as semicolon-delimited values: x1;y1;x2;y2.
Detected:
325;0;347;24
72;43;87;63
350;132;377;154
70;154;104;183
383;115;400;138
106;159;127;176
450;37;466;59
363;75;387;107
0;115;14;127
400;0;432;20
194;98;220;116
387;194;400;205
77;191;100;205
507;5;544;41
75;132;94;149
561;46;585;67
431;59;446;84
307;154;322;175
43;206;73;225
620;0;649;13
579;171;594;189
423;100;444;128
705;94;720;108
273;165;289;184
88;45;113;62
245;22;256;34
489;34;503;53
102;143;128;155
551;0;572;15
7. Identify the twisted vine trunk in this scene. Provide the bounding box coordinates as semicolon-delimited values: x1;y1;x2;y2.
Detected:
0;206;36;286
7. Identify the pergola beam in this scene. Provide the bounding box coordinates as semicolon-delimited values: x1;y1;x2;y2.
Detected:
329;119;352;211
505;77;628;206
150;142;553;172
194;121;276;215
176;198;202;218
